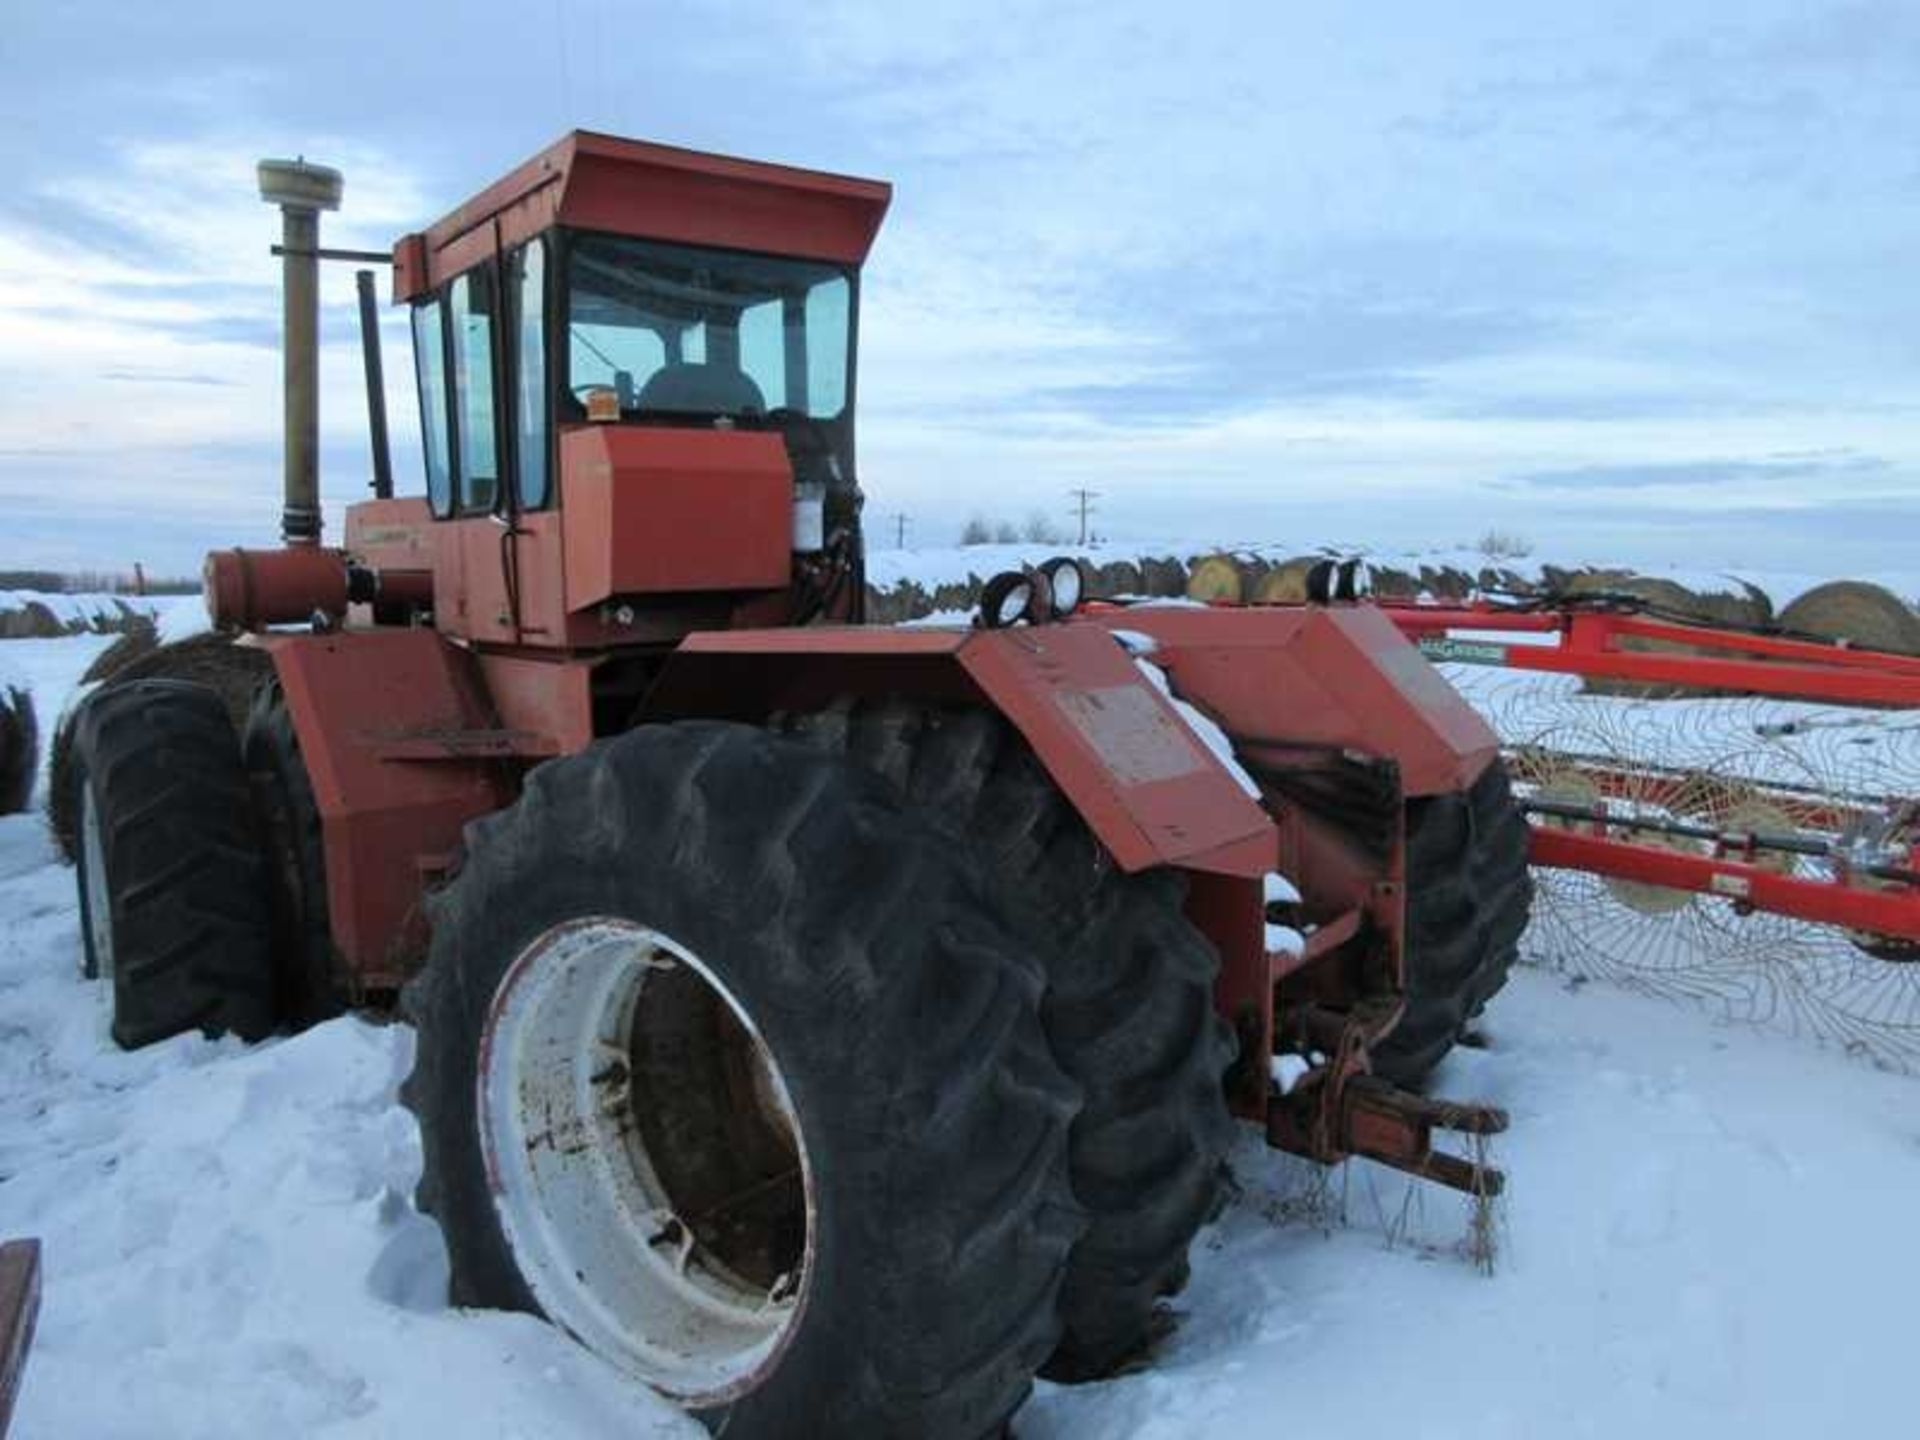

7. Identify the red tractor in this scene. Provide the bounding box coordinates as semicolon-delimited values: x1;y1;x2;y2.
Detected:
67;133;1530;1435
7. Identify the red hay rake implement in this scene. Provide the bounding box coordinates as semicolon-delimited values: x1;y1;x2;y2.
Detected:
1389;595;1920;1066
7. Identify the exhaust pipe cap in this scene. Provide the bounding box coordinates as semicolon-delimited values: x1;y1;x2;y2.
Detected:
258;159;342;212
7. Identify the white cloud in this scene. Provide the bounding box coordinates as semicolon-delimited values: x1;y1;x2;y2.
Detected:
5;2;1920;572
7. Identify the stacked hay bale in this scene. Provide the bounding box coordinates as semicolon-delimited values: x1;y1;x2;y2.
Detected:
1090;560;1143;599
1251;557;1319;604
1184;554;1245;603
1137;556;1188;597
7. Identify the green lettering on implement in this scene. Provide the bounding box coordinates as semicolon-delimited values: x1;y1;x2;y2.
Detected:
1417;636;1511;666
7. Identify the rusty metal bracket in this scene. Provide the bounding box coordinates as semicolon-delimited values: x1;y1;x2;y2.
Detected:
1339;1078;1508;1195
1268;1006;1508;1197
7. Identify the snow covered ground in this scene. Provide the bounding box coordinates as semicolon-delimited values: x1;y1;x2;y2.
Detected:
3;634;1917;1437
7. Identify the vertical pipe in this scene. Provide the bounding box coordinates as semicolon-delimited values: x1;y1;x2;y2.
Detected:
281;203;321;543
356;269;394;500
257;159;342;547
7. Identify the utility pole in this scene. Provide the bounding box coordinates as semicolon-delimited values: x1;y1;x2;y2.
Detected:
1068;489;1100;546
891;512;910;549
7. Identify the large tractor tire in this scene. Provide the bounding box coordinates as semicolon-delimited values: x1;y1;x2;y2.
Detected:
1370;756;1533;1087
50;634;272;863
243;681;342;1029
0;685;38;817
70;680;277;1049
403;723;1083;1438
779;702;1237;1381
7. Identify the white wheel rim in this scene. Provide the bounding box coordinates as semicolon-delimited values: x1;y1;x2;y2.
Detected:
477;918;814;1404
80;784;114;979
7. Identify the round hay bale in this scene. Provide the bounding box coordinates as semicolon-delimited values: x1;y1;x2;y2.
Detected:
0;686;38;817
1252;557;1319;605
1417;566;1476;601
1778;580;1920;657
1562;573;1753;698
1138;557;1187;598
1092;560;1142;599
872;580;938;624
81;616;160;686
1368;565;1421;601
930;581;976;617
0;601;65;640
1476;565;1532;595
48;635;273;862
1185;554;1244;604
1570;573;1763;697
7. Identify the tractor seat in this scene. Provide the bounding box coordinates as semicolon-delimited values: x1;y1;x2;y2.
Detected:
634;361;767;416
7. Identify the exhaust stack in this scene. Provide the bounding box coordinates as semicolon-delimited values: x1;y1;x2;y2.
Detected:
257;158;343;547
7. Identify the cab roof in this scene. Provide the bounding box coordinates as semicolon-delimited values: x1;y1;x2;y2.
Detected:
392;131;892;302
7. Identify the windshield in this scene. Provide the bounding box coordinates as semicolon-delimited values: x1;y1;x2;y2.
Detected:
566;234;853;421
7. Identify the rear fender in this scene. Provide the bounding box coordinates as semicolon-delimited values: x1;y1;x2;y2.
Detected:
644;622;1277;1114
1082;604;1500;798
643;623;1277;879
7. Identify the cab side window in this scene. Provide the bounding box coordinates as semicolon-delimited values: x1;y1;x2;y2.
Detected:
449;269;499;513
412;298;454;516
514;240;550;509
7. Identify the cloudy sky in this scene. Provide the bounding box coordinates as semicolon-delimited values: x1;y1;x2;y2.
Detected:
3;1;1918;577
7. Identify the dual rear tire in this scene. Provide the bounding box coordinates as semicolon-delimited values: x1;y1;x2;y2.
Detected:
68;672;340;1049
70;680;277;1048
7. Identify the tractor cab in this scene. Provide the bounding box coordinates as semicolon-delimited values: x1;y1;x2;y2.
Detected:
356;132;891;646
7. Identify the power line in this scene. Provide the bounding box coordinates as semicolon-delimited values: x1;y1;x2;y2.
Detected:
890;512;910;549
1068;489;1100;546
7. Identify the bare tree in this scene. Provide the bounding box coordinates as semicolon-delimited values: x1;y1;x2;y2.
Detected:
1475;529;1534;561
1021;511;1065;544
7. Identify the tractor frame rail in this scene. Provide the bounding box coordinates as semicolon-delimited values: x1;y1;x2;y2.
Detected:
1378;598;1920;950
1390;601;1920;709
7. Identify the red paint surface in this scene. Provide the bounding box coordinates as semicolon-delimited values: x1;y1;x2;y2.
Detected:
265;630;513;988
1531;827;1920;940
560;428;793;606
393;131;891;301
1082;605;1500;798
